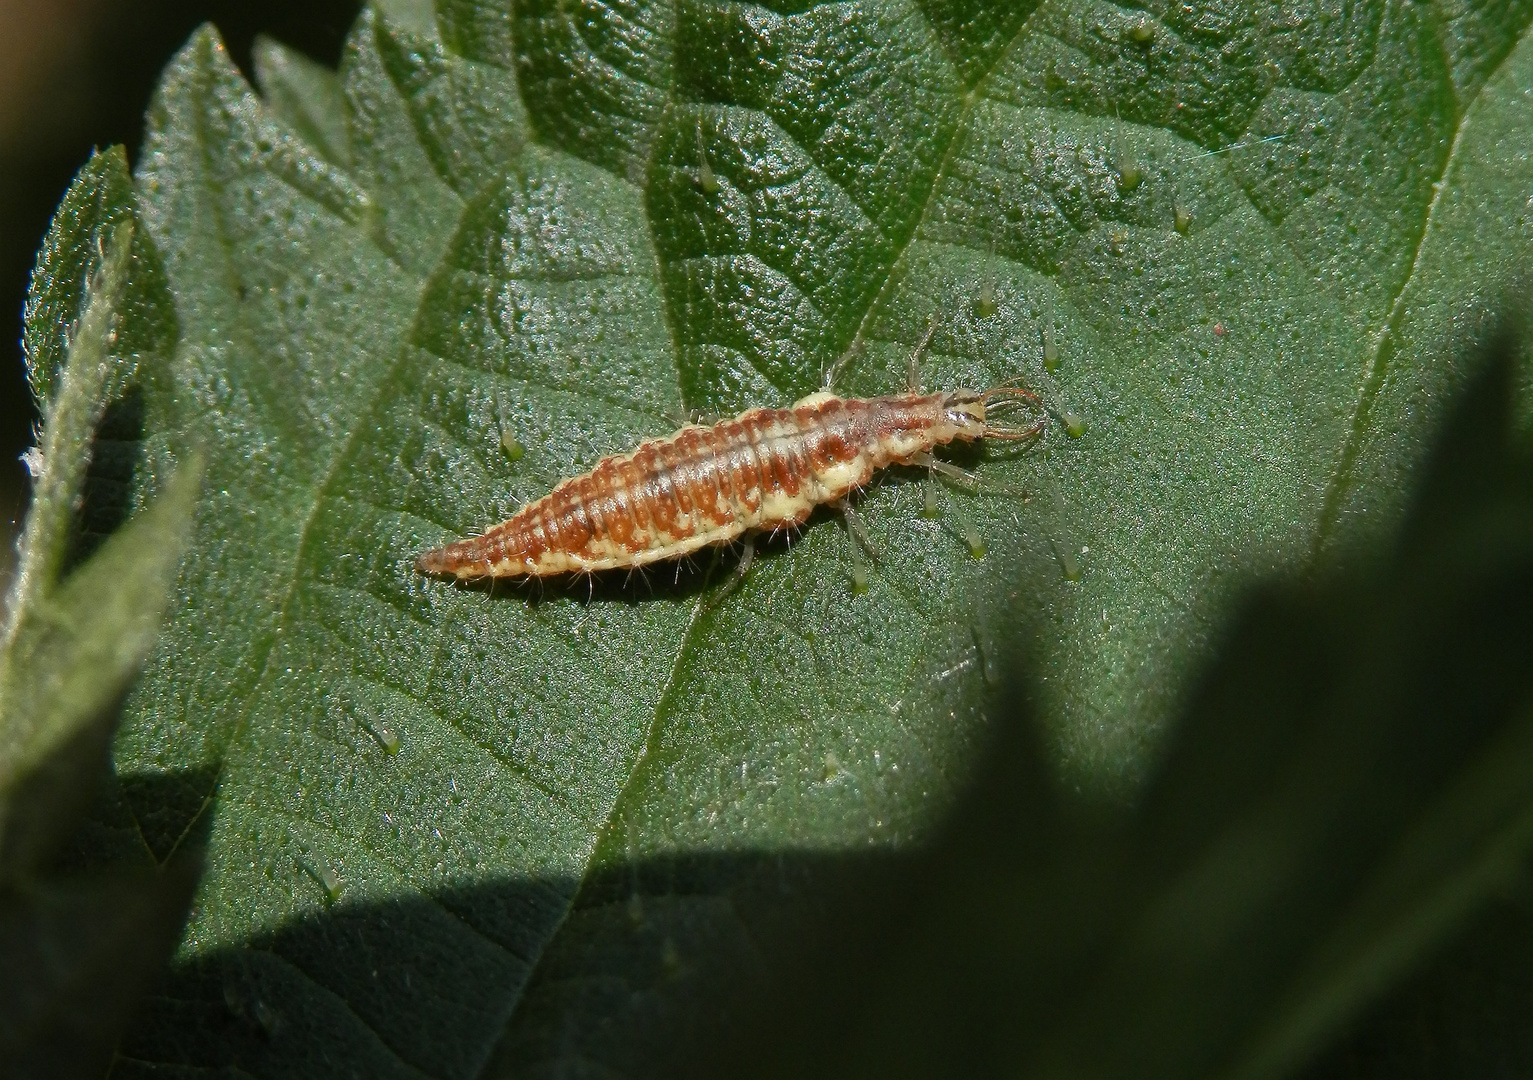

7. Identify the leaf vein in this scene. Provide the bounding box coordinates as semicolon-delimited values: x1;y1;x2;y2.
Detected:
1311;17;1533;553
838;4;1045;364
244;946;445;1080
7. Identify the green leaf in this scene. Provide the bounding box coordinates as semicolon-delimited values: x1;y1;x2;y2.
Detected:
44;0;1530;1073
20;148;176;416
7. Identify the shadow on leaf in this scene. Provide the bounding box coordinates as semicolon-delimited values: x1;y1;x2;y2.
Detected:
0;756;213;1080
60;385;147;578
115;332;1533;1080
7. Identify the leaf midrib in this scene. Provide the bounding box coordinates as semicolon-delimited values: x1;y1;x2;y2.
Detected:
139;46;448;862
471;0;1052;1049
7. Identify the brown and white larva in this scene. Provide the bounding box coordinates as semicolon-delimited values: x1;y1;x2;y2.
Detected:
416;363;1046;583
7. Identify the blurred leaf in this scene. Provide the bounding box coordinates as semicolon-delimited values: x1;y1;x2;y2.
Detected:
2;154;184;848
20;148;175;418
1;150;201;1077
253;35;354;167
0;459;202;874
56;0;1533;1075
1299;901;1533;1080
0;859;201;1080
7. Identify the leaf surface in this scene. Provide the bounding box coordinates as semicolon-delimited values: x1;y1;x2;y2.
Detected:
52;1;1533;1074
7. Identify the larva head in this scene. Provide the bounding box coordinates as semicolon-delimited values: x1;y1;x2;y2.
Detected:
979;385;1048;442
940;389;989;439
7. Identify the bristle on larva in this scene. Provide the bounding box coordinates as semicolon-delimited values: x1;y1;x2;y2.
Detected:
416;385;1044;581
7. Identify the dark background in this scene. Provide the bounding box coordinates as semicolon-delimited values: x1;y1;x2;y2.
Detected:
0;0;363;585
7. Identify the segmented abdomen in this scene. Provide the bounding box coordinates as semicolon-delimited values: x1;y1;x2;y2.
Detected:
417;392;947;579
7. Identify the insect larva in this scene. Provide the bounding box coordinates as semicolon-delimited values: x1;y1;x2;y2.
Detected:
416;380;1046;581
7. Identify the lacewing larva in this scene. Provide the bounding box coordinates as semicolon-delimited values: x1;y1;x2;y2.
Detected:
416;343;1048;583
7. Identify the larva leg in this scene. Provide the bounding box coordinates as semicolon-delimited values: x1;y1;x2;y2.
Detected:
907;318;939;393
837;498;877;556
898;417;951;516
907;450;979;487
906;454;999;557
705;533;757;610
904;459;988;557
909;451;1029;501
